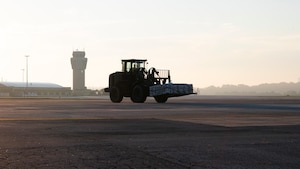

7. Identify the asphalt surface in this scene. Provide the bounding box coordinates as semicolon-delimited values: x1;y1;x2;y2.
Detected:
0;96;299;168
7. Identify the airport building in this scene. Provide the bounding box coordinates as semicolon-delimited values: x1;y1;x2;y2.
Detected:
71;51;88;95
0;82;71;97
0;50;92;97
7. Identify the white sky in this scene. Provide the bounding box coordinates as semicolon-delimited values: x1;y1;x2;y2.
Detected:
1;0;300;88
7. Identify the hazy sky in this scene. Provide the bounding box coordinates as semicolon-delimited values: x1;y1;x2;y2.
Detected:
1;0;299;88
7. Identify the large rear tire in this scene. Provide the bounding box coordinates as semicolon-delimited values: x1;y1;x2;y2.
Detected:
154;95;168;103
110;87;123;103
131;85;147;103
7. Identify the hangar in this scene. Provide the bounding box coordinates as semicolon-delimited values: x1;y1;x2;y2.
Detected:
0;82;71;97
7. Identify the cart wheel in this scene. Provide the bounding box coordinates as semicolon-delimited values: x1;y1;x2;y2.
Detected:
154;95;168;103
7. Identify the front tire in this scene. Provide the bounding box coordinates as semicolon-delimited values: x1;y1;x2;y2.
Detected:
154;95;168;103
110;87;123;103
131;85;147;103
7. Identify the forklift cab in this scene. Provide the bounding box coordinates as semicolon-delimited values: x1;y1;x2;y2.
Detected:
122;59;147;72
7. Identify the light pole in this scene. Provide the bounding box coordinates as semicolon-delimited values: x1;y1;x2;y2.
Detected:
25;55;29;96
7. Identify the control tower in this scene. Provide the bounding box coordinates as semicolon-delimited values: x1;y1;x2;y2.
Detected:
71;51;87;95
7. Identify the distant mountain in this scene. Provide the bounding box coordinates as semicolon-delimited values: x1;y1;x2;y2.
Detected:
199;82;300;96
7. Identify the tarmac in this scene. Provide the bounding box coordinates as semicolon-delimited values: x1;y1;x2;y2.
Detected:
0;96;299;168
